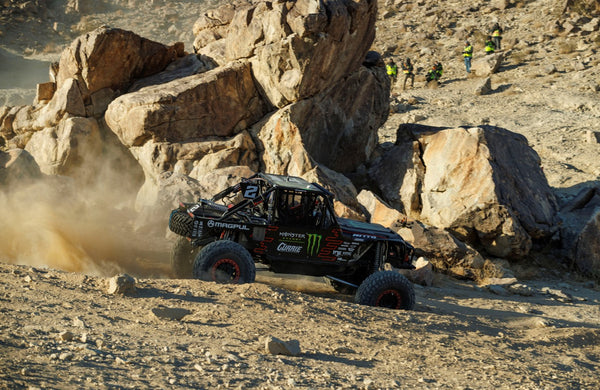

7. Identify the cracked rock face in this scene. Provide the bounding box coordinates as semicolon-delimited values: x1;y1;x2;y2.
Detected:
370;124;558;259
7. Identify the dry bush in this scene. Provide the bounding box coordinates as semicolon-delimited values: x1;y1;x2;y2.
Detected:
565;0;600;16
558;39;577;54
509;49;529;64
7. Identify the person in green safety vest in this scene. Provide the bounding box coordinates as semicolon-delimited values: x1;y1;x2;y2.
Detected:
484;36;496;55
463;40;473;73
491;22;503;50
401;58;415;90
386;59;398;83
426;61;443;84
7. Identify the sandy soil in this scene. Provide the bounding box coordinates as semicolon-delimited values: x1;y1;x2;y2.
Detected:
1;262;599;389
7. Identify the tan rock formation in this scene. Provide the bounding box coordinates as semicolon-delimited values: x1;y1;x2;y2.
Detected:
559;186;600;278
397;221;485;275
471;52;504;77
24;117;101;177
357;189;406;228
301;165;359;210
371;124;558;259
105;61;269;147
194;0;378;107
0;148;42;185
254;64;389;175
56;27;181;97
574;209;600;279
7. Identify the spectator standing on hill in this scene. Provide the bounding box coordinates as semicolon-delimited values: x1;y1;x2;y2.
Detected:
401;58;415;90
386;59;398;83
484;36;496;55
491;22;503;50
463;41;473;73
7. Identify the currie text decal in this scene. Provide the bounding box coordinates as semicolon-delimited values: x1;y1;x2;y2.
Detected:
277;242;303;254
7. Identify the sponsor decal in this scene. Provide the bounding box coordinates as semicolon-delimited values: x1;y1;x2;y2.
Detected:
279;231;306;243
307;234;322;256
192;220;203;237
279;232;306;239
189;204;200;213
352;233;378;241
277;242;303;254
206;219;250;231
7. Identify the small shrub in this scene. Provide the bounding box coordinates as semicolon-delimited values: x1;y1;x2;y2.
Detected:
558;40;577;54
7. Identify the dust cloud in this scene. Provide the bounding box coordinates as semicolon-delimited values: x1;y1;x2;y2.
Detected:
0;153;172;278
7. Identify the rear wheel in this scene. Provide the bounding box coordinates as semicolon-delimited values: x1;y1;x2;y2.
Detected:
354;271;415;310
170;237;200;278
193;240;255;284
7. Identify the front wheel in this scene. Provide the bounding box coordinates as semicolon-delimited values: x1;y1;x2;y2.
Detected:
193;240;256;284
354;271;415;310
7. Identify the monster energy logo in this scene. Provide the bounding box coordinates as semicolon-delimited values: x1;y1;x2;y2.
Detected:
307;234;322;256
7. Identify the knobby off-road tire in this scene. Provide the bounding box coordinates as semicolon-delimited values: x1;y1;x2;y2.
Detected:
170;237;201;278
169;211;193;237
354;271;415;310
193;240;256;284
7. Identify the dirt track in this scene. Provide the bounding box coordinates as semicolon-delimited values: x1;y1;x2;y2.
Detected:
1;262;599;389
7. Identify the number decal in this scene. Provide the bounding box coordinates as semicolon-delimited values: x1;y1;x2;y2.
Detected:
243;185;259;199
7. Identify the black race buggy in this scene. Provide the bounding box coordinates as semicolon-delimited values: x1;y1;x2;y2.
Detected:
168;173;416;310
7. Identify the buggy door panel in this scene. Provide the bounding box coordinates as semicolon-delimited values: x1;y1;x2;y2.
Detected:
266;190;358;263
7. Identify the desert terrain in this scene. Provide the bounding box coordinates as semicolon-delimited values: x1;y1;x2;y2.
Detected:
1;0;599;389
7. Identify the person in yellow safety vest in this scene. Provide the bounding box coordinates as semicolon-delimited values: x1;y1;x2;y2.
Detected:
386;59;398;83
401;58;415;90
426;62;443;83
484;36;496;55
491;22;503;50
463;41;473;74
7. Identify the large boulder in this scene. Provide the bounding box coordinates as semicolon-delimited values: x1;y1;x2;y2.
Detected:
357;189;406;228
194;0;378;107
24;117;102;177
558;186;600;279
56;27;181;97
574;209;600;279
0;148;42;185
471;52;504;77
397;221;485;279
105;61;269;147
134;166;256;231
130;130;258;185
33;78;86;130
131;133;258;213
301;165;360;210
370;124;559;259
254;64;389;175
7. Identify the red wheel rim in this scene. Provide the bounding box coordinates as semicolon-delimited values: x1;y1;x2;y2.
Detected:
376;289;402;309
210;258;241;283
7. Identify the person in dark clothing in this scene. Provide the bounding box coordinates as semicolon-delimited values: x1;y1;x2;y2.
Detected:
401;58;415;90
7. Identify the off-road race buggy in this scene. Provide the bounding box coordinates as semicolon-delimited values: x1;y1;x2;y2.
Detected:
168;173;417;310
